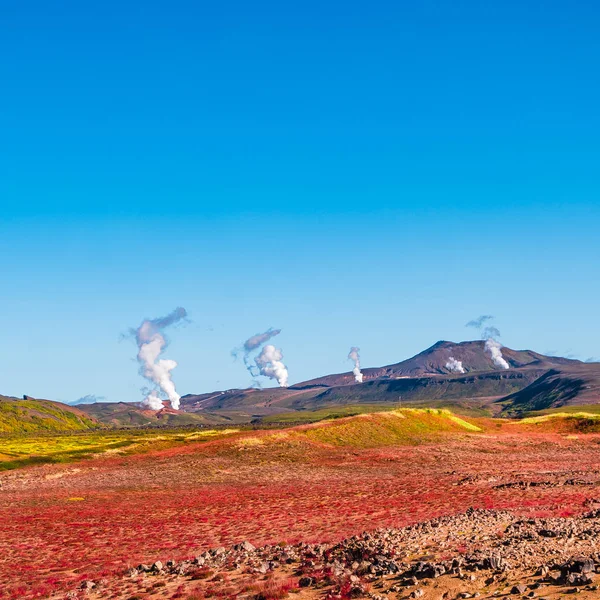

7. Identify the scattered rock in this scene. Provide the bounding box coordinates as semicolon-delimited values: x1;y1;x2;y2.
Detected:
151;560;163;572
299;576;314;587
121;510;600;600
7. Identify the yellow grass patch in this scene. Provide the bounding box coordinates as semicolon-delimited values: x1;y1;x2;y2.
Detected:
236;436;264;447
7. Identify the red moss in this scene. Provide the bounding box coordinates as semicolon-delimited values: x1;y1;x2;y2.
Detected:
1;430;599;598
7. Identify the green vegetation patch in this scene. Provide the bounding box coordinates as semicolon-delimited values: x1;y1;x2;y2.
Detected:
0;396;98;433
517;412;600;434
261;404;400;424
0;428;239;471
262;402;492;426
524;404;600;418
295;408;482;448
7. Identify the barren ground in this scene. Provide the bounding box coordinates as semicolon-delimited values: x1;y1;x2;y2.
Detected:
4;412;600;599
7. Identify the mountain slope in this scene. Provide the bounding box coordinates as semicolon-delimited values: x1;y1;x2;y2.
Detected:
38;341;598;427
498;363;600;416
296;340;581;388
181;341;585;418
0;395;99;433
77;402;233;427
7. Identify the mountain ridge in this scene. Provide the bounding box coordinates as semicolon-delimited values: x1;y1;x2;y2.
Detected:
178;340;594;419
7;340;599;429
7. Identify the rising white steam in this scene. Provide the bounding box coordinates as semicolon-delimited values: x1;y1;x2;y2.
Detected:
485;339;510;370
348;347;364;383
445;357;465;373
255;344;289;387
143;391;166;411
466;314;510;370
132;307;188;410
233;328;289;386
233;328;282;378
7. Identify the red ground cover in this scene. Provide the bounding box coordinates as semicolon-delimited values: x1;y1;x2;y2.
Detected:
4;430;600;599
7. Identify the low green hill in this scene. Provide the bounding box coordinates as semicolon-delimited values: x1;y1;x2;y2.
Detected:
292;408;482;447
0;395;99;433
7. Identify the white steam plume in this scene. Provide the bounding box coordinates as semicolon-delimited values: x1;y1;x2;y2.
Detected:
143;391;166;411
255;344;289;387
485;339;510;370
131;307;188;410
445;357;465;373
348;347;364;383
233;328;282;378
466;315;510;370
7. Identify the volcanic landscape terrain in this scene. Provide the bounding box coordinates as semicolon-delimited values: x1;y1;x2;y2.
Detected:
3;342;600;600
4;409;600;599
68;340;600;427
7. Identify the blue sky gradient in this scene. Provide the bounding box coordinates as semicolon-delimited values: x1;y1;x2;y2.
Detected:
1;1;599;403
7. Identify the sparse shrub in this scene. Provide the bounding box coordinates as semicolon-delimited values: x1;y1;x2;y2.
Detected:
253;577;299;600
191;568;214;580
171;584;187;598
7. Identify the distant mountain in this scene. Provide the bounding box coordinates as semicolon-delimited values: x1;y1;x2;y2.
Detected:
76;401;235;427
10;341;598;431
181;341;595;418
295;340;580;387
66;394;106;406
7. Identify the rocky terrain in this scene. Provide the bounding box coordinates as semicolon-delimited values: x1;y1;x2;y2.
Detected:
73;509;600;599
6;409;600;599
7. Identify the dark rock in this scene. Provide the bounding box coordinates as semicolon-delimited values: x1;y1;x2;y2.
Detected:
567;573;594;586
486;555;505;571
569;557;595;574
298;576;314;587
538;529;557;538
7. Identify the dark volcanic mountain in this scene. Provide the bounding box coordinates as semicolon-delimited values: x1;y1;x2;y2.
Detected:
179;341;595;419
294;340;579;388
498;362;600;415
60;341;600;426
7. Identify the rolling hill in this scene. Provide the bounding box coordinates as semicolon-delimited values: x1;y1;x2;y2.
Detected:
0;395;99;433
77;402;236;427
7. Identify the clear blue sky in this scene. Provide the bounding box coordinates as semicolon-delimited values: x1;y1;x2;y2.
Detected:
1;1;598;403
